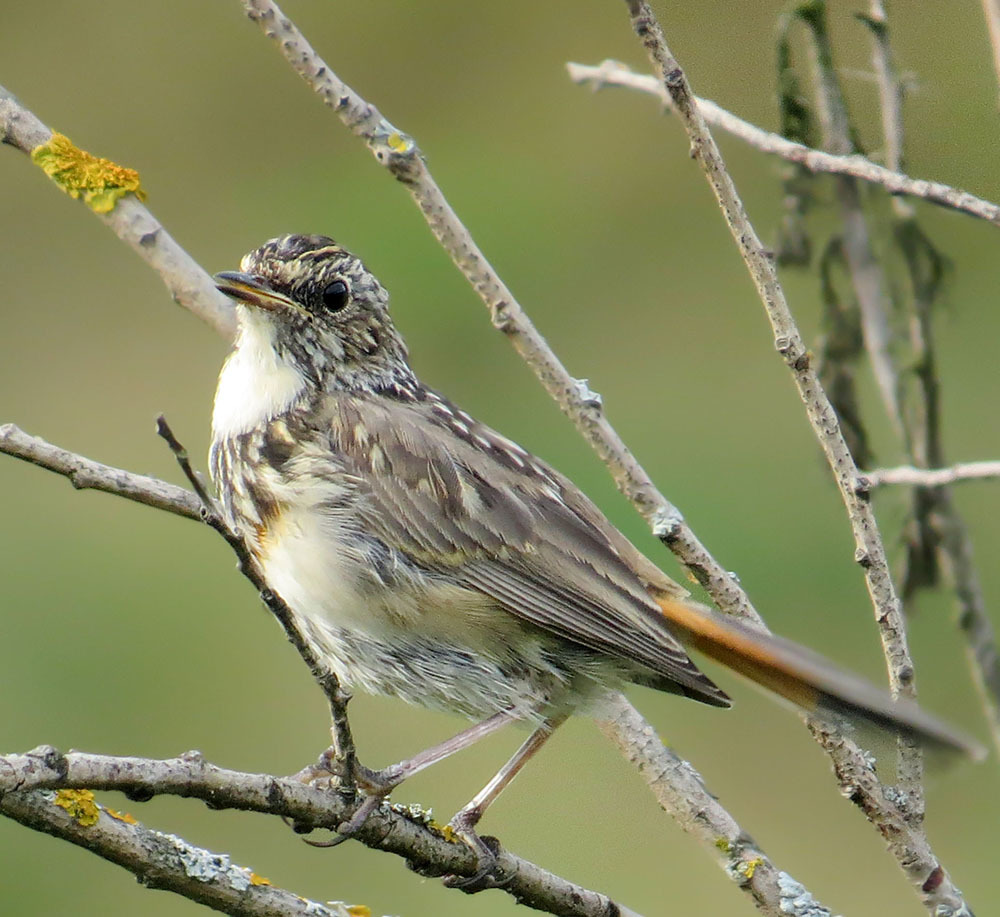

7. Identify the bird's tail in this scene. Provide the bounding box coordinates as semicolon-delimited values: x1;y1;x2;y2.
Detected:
656;595;986;761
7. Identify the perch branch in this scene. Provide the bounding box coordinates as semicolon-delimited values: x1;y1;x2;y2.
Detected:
0;745;639;917
618;2;971;913
0;83;235;340
565;60;1000;227
0;786;356;917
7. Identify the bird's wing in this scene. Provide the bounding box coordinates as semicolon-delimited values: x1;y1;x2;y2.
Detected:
323;392;729;707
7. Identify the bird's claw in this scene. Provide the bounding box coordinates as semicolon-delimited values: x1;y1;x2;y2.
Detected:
441;813;508;892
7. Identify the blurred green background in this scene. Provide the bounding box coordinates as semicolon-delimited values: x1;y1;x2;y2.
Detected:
2;1;998;914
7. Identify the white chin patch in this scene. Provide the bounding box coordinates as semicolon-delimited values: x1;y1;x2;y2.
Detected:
212;307;307;438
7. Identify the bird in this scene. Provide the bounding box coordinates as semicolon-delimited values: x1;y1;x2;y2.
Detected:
210;233;981;878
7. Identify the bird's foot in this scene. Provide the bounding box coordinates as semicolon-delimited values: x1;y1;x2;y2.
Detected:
290;748;406;846
441;807;509;892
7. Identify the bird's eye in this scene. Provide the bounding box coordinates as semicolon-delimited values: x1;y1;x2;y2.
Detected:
321;280;349;313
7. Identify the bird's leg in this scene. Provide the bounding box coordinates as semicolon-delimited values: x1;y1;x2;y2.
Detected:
444;712;569;890
315;708;520;839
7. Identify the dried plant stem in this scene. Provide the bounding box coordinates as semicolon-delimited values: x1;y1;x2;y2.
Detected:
565;60;1000;226
796;1;921;803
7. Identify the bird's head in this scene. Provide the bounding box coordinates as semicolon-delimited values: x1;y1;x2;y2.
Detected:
215;234;414;395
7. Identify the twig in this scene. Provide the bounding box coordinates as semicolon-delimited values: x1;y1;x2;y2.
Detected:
0;83;235;340
0;422;201;520
0;746;640;917
863;461;1000;489
565;60;1000;226
0;425;833;917
618;2;971;913
0;787;355;917
152;416;360;782
596;694;831;917
982;0;1000;108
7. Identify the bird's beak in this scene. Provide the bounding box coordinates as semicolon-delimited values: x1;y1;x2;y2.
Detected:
214;271;308;316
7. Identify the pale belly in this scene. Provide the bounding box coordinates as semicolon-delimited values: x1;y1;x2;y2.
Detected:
256;506;615;721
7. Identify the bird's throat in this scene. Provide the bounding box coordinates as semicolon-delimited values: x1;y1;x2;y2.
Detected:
212;309;308;439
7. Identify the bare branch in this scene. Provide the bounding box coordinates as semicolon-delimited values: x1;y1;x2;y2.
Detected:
0;786;355;917
565;60;1000;226
863;461;1000;489
0;745;642;917
618;2;971;913
0;83;236;340
0;422;201;520
596;694;830;917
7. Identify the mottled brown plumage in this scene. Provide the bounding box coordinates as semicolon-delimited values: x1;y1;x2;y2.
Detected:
209;234;982;861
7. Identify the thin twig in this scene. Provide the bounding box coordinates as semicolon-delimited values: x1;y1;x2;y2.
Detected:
0;426;833;916
565;60;1000;226
0;746;641;917
863;461;1000;489
153;416;359;778
0;83;235;340
0;422;201;520
596;694;830;917
618;2;971;913
864;1;913;220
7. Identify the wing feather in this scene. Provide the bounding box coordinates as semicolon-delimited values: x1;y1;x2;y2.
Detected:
325;393;729;706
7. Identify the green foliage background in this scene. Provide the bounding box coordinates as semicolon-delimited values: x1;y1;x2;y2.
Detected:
2;2;998;914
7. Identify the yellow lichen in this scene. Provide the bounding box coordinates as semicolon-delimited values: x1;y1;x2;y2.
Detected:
105;806;138;825
386;131;410;153
249;872;272;887
714;837;732;852
53;789;100;826
30;132;146;213
346;907;372;917
742;857;764;879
